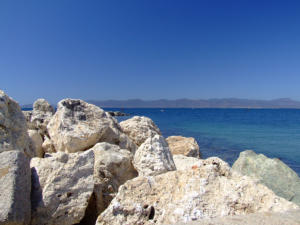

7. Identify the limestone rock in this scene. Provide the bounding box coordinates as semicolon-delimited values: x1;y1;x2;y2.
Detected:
120;116;161;146
97;124;137;154
133;135;176;176
174;210;300;225
47;98;104;153
41;136;56;153
0;90;34;157
30;150;95;225
166;135;200;158
23;110;35;130
0;151;31;225
91;143;138;214
232;150;300;206
47;99;136;153
173;154;202;171
96;157;298;225
31;99;55;136
28;129;44;157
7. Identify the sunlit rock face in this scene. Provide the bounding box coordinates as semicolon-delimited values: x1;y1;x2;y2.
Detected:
96;157;298;225
0;90;34;157
133;134;176;176
30;150;95;225
120;116;161;146
166;135;201;158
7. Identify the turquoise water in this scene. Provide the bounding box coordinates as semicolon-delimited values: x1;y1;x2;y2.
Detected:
109;108;300;175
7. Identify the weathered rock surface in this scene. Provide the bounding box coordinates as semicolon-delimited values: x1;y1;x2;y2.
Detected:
0;90;34;157
30;150;95;225
41;136;56;153
166;135;200;158
107;111;130;117
47;99;136;153
174;210;300;225
91;143;138;214
31;99;55;136
0;151;31;225
232;150;300;206
173;154;203;171
120;116;161;146
28;129;44;158
96;157;298;225
133;135;176;176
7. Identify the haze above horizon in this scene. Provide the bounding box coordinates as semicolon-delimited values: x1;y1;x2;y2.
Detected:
1;0;300;105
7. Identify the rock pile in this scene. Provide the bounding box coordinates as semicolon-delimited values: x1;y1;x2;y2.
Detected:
0;89;299;225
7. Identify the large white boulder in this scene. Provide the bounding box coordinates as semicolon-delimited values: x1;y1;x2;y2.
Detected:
91;143;138;214
30;150;95;225
166;135;201;158
96;157;298;225
0;151;31;225
120;116;161;146
133;135;176;176
0;90;34;157
47;99;136;153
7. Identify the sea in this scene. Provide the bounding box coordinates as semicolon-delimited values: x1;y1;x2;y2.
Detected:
108;108;300;176
23;107;300;176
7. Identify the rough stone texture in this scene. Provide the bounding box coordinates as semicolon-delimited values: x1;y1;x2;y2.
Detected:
133;135;176;176
28;129;44;158
166;135;201;158
96;157;298;225
41;136;56;153
97;122;137;154
91;143;138;214
31;99;55;136
120;116;161;146
23;110;35;130
173;154;203;171
47;99;136;153
30;150;95;225
0;151;31;225
0;90;34;157
174;210;300;225
232;150;300;206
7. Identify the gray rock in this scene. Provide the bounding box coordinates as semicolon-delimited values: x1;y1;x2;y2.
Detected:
232;150;300;206
0;90;34;157
30;150;95;225
0;151;31;225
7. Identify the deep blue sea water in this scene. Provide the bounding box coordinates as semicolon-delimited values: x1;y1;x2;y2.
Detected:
105;108;300;176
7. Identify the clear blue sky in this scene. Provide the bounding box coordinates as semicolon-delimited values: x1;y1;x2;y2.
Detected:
1;0;300;104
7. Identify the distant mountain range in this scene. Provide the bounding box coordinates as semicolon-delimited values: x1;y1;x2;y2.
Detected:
22;98;300;109
86;98;300;108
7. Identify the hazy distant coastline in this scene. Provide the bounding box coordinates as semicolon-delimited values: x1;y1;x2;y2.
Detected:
21;98;300;109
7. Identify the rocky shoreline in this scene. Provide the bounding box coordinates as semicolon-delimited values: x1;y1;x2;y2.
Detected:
0;90;300;225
